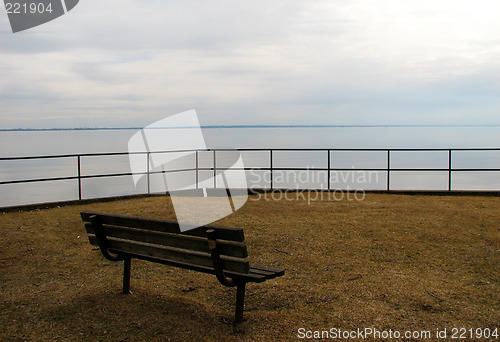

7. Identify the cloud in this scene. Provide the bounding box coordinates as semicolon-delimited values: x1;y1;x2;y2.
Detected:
0;0;499;128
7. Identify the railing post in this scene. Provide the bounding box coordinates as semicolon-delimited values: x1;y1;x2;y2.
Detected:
270;149;273;190
196;150;199;189
147;152;150;194
213;150;217;188
77;155;82;200
327;149;331;191
448;149;452;191
387;150;391;192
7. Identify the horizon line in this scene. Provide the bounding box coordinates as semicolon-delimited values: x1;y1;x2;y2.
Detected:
1;124;500;131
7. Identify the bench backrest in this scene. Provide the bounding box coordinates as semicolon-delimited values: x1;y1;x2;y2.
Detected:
81;211;250;274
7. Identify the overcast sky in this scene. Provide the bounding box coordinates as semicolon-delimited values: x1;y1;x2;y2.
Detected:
1;0;499;128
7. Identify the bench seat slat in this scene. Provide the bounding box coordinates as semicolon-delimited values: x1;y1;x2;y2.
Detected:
81;211;244;242
85;223;248;258
89;236;249;274
249;266;285;279
128;254;270;283
250;265;285;276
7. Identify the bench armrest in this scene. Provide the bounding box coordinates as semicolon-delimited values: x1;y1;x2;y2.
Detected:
90;215;126;262
206;229;238;287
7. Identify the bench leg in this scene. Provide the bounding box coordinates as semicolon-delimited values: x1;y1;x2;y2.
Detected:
234;282;246;323
123;258;131;294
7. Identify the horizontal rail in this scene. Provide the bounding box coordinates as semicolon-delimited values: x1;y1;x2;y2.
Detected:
2;147;500;161
4;167;497;186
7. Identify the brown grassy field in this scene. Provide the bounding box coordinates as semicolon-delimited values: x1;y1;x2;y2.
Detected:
0;193;499;341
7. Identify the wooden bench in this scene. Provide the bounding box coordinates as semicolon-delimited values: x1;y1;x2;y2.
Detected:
81;211;284;323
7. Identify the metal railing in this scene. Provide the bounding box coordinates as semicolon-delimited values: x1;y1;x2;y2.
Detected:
1;148;499;206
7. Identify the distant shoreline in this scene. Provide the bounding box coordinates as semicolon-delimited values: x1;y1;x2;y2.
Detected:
1;124;499;132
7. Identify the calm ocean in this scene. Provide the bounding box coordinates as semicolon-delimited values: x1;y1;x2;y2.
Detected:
1;126;499;207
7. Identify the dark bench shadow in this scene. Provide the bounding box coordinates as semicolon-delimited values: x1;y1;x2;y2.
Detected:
40;290;240;341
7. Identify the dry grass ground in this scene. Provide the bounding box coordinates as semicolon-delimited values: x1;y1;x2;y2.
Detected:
0;193;499;341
